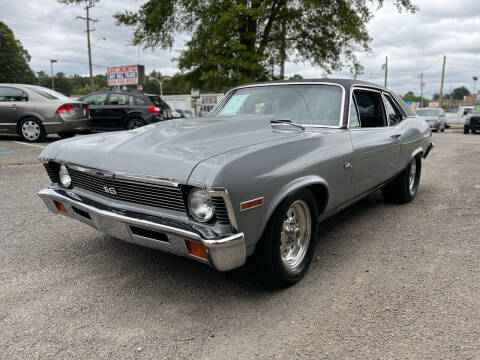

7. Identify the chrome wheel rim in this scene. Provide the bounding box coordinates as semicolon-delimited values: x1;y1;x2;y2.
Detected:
409;158;417;192
128;120;143;129
21;120;41;141
280;200;311;270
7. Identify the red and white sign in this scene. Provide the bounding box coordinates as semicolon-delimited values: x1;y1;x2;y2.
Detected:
107;65;142;86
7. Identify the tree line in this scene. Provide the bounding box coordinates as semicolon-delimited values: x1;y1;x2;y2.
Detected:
402;86;472;105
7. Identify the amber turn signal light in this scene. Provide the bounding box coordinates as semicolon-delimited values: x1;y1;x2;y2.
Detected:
185;240;208;260
54;201;67;213
240;197;263;211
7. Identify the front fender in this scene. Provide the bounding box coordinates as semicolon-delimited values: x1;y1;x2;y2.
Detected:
259;175;329;237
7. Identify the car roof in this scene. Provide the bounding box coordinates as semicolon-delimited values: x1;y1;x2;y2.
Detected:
238;78;388;92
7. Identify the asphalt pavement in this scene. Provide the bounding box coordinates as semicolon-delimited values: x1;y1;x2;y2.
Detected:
0;130;479;359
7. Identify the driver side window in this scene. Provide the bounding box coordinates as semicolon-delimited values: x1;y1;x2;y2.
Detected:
353;90;387;128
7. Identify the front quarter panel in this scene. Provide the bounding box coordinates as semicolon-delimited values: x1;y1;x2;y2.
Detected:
189;129;353;255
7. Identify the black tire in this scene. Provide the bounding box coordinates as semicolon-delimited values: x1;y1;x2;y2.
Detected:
19;118;45;142
57;131;76;139
253;189;319;287
440;126;445;132
472;129;477;134
464;127;470;134
382;156;421;204
126;118;146;130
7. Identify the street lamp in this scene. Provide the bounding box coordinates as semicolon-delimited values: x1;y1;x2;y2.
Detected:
50;59;58;90
148;75;163;96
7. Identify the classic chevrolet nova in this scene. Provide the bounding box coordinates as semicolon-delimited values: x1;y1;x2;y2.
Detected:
38;79;434;286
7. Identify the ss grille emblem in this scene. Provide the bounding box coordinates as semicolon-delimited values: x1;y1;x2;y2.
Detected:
103;185;117;195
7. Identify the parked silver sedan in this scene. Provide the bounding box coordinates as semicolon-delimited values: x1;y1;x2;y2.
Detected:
416;108;447;132
0;84;89;142
38;79;434;287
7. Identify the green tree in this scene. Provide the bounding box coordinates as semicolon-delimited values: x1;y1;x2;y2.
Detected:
114;0;417;90
451;86;470;100
0;21;36;83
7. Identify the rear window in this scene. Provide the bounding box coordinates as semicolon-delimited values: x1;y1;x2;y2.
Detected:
149;95;169;108
28;86;71;101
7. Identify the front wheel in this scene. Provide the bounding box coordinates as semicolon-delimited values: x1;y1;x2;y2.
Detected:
254;189;318;287
382;156;421;204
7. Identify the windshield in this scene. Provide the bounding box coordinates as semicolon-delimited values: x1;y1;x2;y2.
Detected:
212;84;343;126
416;109;440;116
27;86;72;101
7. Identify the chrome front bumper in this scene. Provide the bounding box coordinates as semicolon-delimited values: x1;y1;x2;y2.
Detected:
38;188;246;271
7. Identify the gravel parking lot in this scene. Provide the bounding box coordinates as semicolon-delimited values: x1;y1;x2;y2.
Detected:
1;130;479;359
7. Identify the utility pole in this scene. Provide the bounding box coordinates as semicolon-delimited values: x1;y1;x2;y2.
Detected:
384;56;388;87
77;0;98;92
279;20;286;80
420;73;425;108
439;55;446;108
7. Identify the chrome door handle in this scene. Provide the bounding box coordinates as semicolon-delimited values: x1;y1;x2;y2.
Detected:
391;134;401;139
10;104;17;109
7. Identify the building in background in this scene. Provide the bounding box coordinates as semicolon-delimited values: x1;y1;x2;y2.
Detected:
162;93;224;116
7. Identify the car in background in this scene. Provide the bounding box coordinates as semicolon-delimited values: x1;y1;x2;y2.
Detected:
176;109;194;118
171;109;182;119
464;110;480;134
0;84;89;142
416;108;447;132
79;89;173;131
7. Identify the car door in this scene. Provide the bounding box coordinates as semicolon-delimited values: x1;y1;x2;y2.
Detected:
0;86;29;134
103;93;134;130
348;88;401;197
81;93;108;130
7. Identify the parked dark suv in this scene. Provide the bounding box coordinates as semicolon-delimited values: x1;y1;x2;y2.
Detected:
464;110;480;134
79;89;173;131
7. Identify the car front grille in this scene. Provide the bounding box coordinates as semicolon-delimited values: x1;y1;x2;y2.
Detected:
211;197;230;225
68;168;186;212
44;162;59;183
471;117;480;125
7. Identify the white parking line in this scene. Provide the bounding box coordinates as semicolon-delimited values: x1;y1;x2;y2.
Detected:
12;141;45;149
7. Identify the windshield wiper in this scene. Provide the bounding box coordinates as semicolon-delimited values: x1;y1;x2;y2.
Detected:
270;119;305;130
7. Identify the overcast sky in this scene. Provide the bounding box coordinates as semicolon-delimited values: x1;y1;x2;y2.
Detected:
2;0;480;97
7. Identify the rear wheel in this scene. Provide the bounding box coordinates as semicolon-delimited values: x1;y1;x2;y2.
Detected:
57;131;76;139
126;118;145;130
254;189;318;287
19;118;45;142
382;156;421;204
464;127;470;134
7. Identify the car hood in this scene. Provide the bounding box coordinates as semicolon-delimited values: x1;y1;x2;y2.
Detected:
40;115;301;182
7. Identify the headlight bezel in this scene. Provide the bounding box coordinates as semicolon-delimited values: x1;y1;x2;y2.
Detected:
187;187;215;223
58;163;72;188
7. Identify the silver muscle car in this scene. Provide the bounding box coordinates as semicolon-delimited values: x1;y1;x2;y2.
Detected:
38;79;434;287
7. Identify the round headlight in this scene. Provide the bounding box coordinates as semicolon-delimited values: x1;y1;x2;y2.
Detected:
59;164;71;188
188;188;214;223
